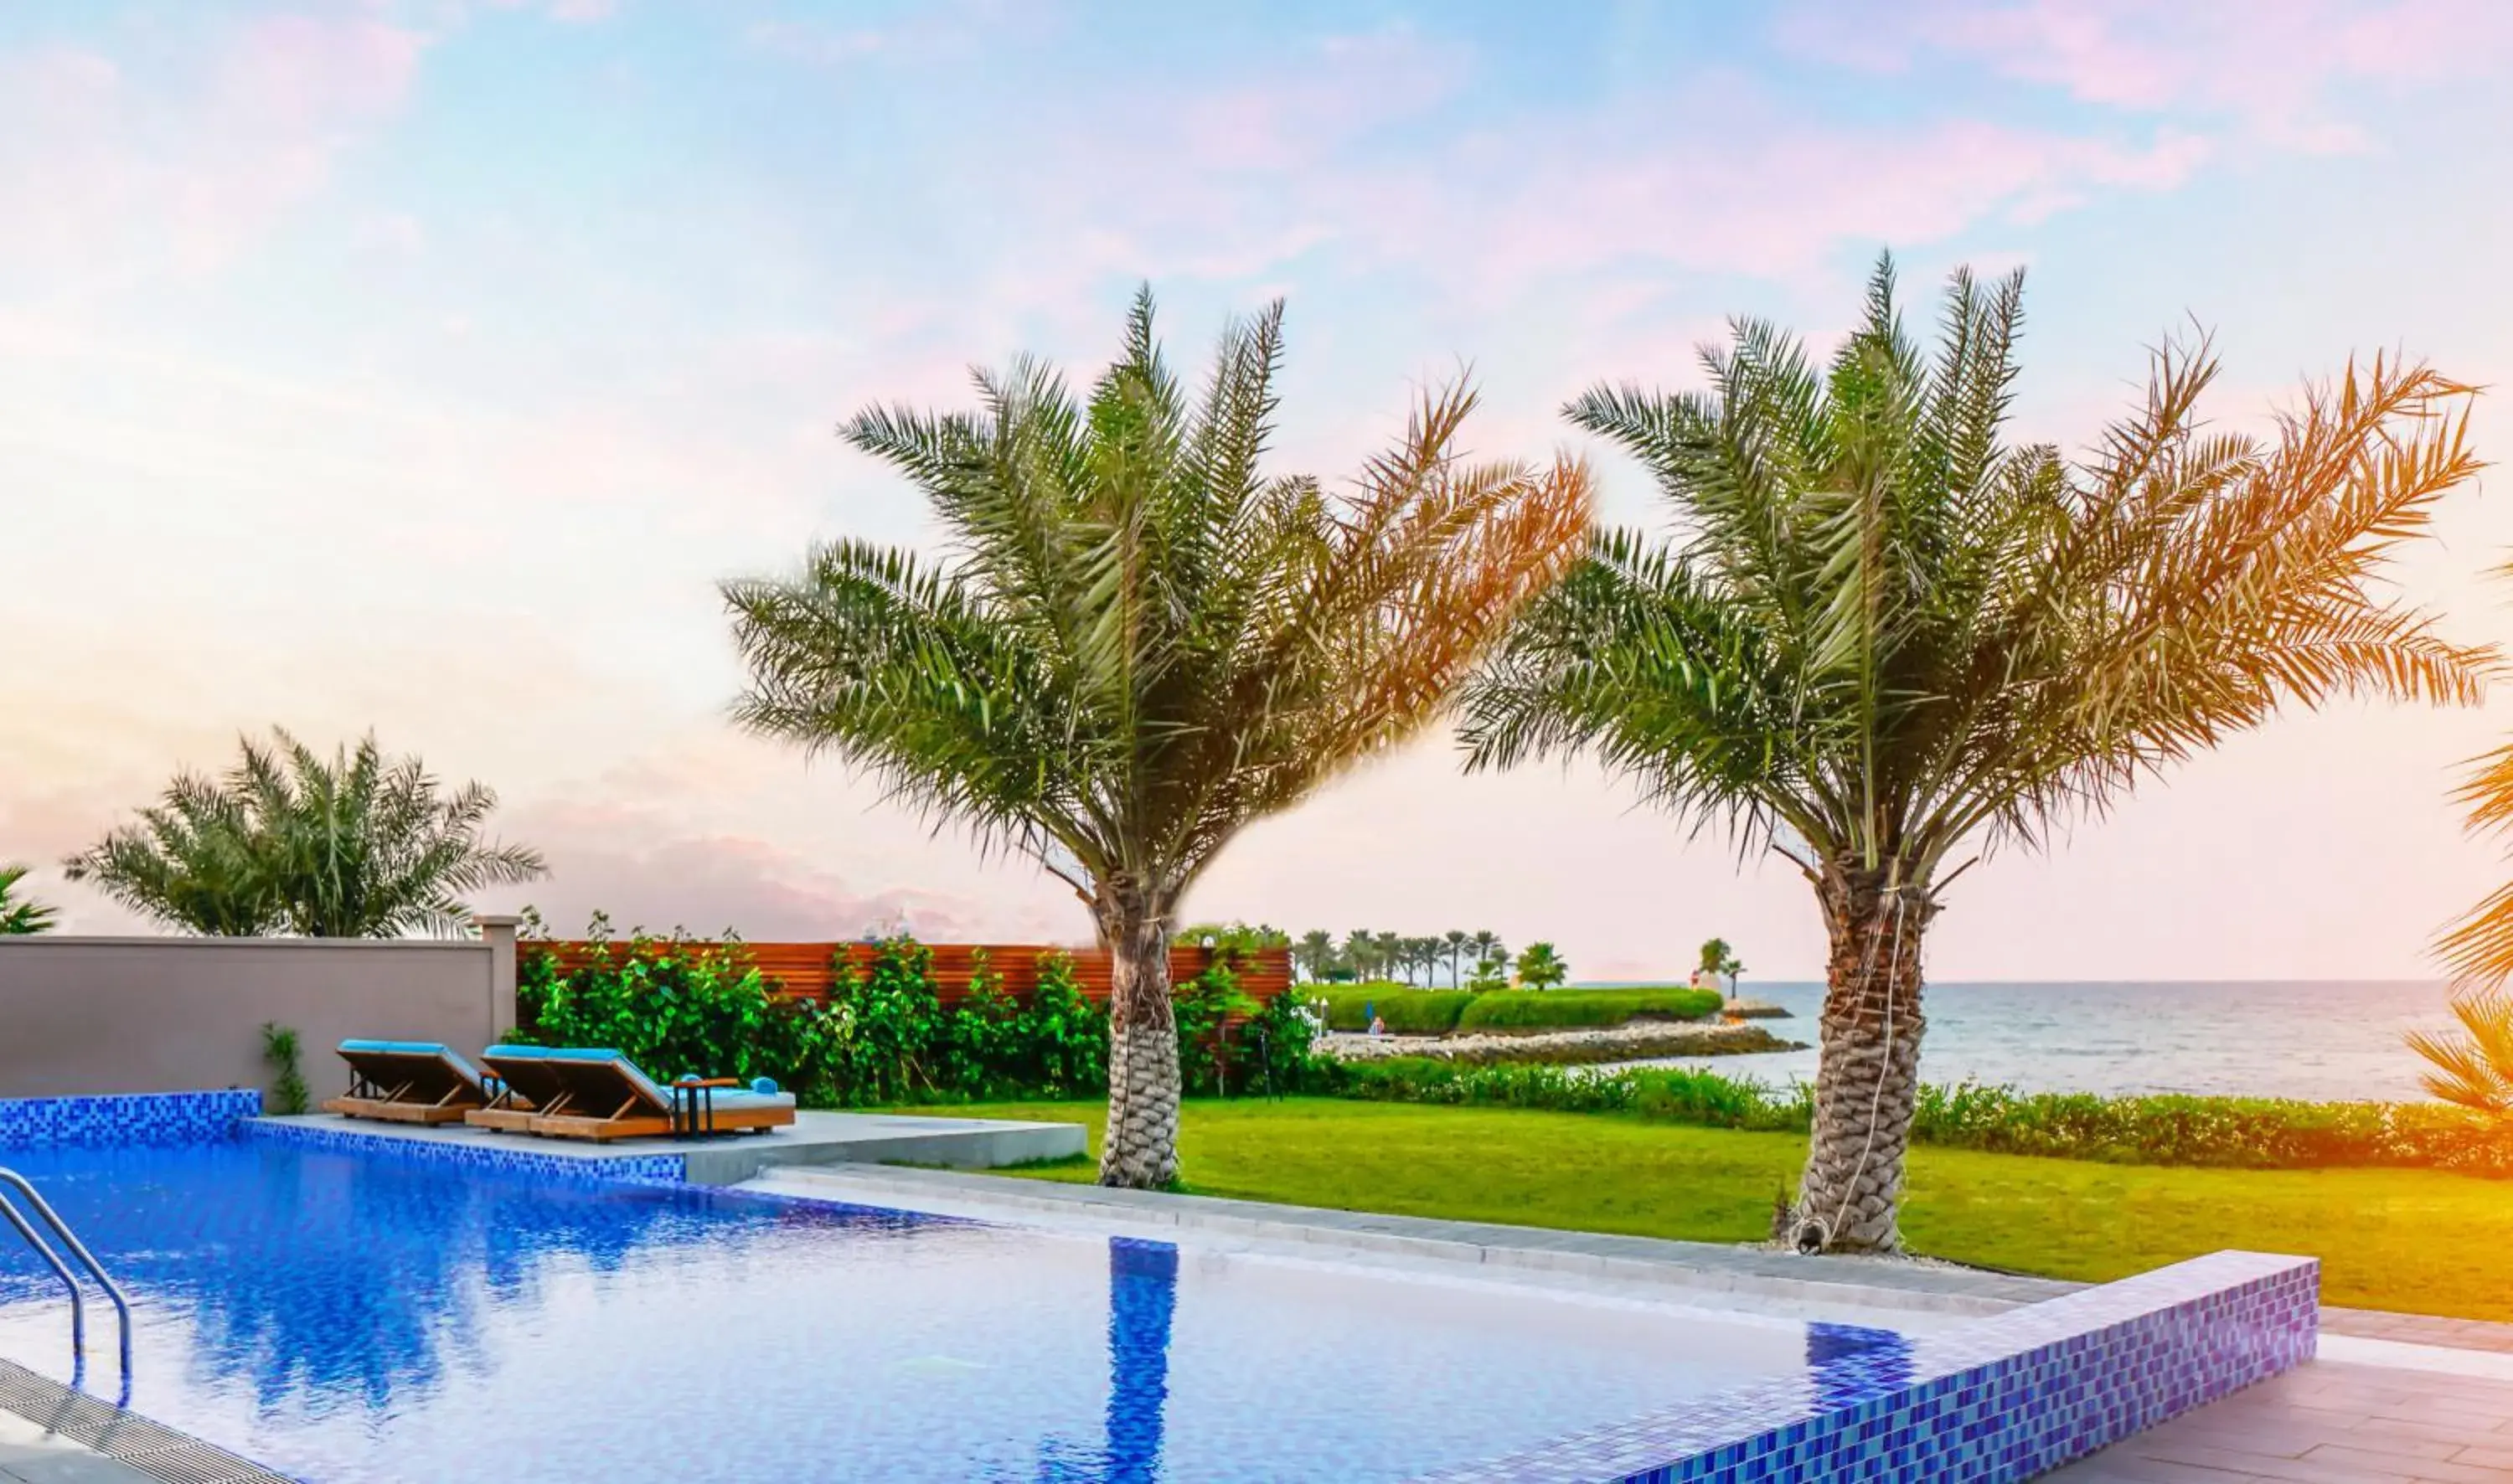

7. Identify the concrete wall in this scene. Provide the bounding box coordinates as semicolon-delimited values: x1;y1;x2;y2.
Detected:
0;917;521;1105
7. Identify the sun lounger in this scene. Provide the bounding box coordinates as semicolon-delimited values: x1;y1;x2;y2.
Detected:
323;1041;498;1125
466;1044;574;1132
467;1046;796;1143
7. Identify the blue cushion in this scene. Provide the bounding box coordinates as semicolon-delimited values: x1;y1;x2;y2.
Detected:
338;1040;486;1090
476;1047;788;1116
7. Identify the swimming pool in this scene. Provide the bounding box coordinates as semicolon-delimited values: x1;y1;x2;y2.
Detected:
0;1136;1869;1482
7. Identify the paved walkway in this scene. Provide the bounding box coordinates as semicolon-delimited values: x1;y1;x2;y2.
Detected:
2050;1358;2513;1481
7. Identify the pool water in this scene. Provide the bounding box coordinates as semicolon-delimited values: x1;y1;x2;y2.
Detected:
0;1140;1896;1481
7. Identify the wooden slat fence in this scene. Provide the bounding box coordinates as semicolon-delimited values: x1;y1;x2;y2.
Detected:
519;940;1293;1007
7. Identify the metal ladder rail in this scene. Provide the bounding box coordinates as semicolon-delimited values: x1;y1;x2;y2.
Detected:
0;1201;87;1390
0;1168;132;1405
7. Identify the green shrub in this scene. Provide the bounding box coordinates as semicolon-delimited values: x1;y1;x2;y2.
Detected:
513;926;848;1100
260;1022;309;1116
1455;988;1722;1031
514;916;1322;1107
1309;985;1476;1033
1324;1057;2513;1177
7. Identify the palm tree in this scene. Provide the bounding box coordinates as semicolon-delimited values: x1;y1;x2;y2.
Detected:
0;865;58;935
1468;929;1504;970
1342;929;1375;981
1373;931;1404;985
1697;936;1743;997
1294;929;1337;982
723;291;1590;1188
1442;929;1470;986
1462;255;2492;1253
65;729;546;938
2407;993;2513;1116
1513;940;1568;990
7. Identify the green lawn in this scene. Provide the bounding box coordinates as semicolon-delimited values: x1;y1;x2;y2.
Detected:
906;1097;2513;1322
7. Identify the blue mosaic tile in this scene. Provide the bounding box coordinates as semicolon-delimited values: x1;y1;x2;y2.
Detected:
0;1090;261;1150
1411;1250;2319;1484
238;1118;689;1187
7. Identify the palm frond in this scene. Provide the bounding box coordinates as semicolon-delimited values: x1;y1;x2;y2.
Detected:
2405;992;2513;1114
61;729;543;937
727;293;1593;905
1468;250;2494;893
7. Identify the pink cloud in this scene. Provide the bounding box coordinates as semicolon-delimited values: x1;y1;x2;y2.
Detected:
978;64;2209;318
1779;0;2513;152
0;14;431;286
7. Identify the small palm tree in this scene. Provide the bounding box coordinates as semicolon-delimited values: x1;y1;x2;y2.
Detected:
1464;255;2492;1252
1342;930;1375;981
2407;993;2513;1115
1443;929;1470;986
0;865;59;935
1468;929;1504;969
1515;940;1568;989
65;729;547;938
722;291;1590;1188
1696;936;1743;996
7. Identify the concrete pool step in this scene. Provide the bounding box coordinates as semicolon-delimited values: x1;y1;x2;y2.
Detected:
750;1161;2082;1319
254;1109;1087;1183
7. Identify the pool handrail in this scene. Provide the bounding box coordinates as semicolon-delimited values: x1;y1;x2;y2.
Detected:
0;1166;133;1405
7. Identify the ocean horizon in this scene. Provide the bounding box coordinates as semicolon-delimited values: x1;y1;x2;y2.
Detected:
1566;979;2459;1103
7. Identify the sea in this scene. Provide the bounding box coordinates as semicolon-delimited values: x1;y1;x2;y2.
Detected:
1582;980;2467;1104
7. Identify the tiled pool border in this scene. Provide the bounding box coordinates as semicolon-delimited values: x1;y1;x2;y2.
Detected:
0;1092;2319;1484
1413;1252;2316;1483
237;1119;689;1187
0;1089;264;1149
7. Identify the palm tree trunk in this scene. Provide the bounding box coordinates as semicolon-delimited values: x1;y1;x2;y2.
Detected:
1793;863;1932;1254
1098;879;1180;1189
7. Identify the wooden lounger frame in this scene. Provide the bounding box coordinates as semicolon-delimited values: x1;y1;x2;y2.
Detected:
529;1065;792;1143
322;1050;489;1126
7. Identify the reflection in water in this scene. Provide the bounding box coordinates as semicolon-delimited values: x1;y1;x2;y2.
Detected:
1031;1235;1181;1483
1803;1322;1915;1412
1104;1238;1178;1483
0;1141;937;1418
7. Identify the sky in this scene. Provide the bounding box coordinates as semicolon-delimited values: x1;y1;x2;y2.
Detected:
4;0;2513;982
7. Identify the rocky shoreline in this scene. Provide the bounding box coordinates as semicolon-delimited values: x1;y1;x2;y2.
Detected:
1319;1018;1806;1067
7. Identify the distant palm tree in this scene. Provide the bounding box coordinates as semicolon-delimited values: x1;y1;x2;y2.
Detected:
724;291;1589;1188
1514;940;1567;990
64;729;545;938
1468;930;1504;970
1294;930;1337;982
2407;993;2513;1116
1463;255;2492;1252
1697;936;1743;997
1442;929;1470;986
1342;930;1375;981
1373;931;1403;984
0;865;58;935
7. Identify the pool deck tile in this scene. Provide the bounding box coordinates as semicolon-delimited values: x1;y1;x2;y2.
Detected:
757;1161;2094;1317
2322;1309;2513;1356
252;1108;1086;1183
2046;1360;2513;1483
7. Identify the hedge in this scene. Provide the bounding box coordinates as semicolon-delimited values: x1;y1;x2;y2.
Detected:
1326;1058;2513;1177
1309;986;1475;1033
1455;988;1723;1031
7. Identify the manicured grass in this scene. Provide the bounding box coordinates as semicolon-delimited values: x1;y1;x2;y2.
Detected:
912;1097;2513;1322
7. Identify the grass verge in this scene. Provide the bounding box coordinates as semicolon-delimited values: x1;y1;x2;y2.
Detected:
906;1097;2513;1322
